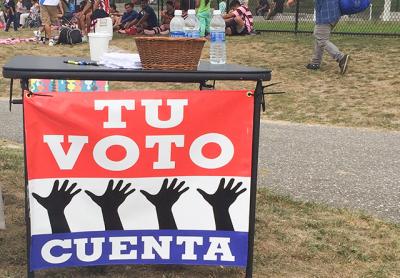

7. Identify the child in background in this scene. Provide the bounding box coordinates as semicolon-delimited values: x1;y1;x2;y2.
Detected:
109;3;119;16
195;0;210;37
15;0;26;27
223;0;254;35
160;0;174;24
143;0;174;35
113;2;138;31
25;0;40;27
122;0;157;34
18;0;31;27
109;4;121;25
78;0;109;41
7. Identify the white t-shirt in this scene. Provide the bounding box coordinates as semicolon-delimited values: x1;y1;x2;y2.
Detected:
40;0;60;6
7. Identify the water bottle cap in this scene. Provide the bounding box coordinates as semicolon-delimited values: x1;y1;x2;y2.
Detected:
174;10;182;16
213;9;221;15
188;9;196;15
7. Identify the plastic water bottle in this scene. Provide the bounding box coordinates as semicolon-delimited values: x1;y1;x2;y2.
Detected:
170;10;185;38
209;10;226;64
184;9;200;38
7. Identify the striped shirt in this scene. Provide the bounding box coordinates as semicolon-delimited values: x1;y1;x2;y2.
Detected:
233;5;254;33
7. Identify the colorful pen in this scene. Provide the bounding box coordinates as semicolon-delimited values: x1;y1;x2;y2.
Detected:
63;60;99;66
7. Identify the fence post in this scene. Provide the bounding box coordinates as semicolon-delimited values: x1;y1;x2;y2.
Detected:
369;3;372;21
294;0;300;34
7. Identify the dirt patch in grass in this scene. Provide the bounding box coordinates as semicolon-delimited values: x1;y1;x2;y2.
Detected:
0;142;399;277
1;31;399;130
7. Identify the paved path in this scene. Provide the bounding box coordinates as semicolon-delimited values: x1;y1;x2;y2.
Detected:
1;99;399;223
258;121;400;223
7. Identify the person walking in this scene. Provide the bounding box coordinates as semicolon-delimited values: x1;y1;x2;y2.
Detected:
287;0;350;74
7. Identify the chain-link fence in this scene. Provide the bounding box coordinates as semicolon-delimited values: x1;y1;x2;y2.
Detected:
246;0;400;36
116;0;400;36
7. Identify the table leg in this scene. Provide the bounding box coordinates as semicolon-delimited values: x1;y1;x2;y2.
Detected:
199;80;216;90
246;80;263;278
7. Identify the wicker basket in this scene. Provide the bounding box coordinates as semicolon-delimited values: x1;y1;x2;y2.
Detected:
135;37;207;71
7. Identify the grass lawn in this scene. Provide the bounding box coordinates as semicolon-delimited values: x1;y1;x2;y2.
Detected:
1;30;399;130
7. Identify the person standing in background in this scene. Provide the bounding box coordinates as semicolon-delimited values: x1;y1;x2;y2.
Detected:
4;0;19;31
195;0;210;36
287;0;350;74
39;0;60;45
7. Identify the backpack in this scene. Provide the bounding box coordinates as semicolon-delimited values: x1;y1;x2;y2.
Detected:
339;0;371;15
58;27;82;45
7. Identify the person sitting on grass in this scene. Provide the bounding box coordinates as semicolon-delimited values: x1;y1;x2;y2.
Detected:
78;0;109;41
15;0;27;28
223;0;254;35
109;3;118;16
24;0;40;28
120;0;157;35
113;2;138;31
143;0;174;35
109;3;120;25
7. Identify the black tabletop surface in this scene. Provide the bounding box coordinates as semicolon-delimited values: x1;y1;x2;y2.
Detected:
2;56;272;82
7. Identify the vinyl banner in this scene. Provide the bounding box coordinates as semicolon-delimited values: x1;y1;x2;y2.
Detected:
23;90;254;271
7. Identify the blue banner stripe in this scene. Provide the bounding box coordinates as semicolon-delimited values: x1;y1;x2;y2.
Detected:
30;230;248;270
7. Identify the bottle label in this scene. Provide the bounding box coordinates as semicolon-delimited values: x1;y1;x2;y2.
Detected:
186;31;200;38
210;31;225;42
170;31;185;38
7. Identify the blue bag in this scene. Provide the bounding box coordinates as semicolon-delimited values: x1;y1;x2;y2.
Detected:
339;0;371;15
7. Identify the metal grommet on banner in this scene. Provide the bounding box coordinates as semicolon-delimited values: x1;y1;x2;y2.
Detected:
24;91;53;98
25;90;33;98
246;91;254;97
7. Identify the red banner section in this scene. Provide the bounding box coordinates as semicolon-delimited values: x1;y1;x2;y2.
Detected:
24;91;254;179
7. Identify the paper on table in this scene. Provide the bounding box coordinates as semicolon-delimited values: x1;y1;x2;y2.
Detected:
99;52;142;69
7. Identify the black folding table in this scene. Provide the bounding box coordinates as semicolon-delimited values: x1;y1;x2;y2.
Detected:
2;55;272;278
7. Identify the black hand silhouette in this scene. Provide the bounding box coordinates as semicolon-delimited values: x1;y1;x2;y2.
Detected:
32;179;81;233
141;178;189;230
85;180;135;230
197;178;246;231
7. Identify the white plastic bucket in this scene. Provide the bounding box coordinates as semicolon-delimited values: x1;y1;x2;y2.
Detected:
88;32;111;62
94;17;113;38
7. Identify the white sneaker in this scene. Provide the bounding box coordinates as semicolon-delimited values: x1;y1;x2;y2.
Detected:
48;39;55;46
81;35;88;43
33;30;41;40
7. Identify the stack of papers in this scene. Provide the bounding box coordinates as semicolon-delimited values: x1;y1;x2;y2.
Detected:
99;53;142;69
